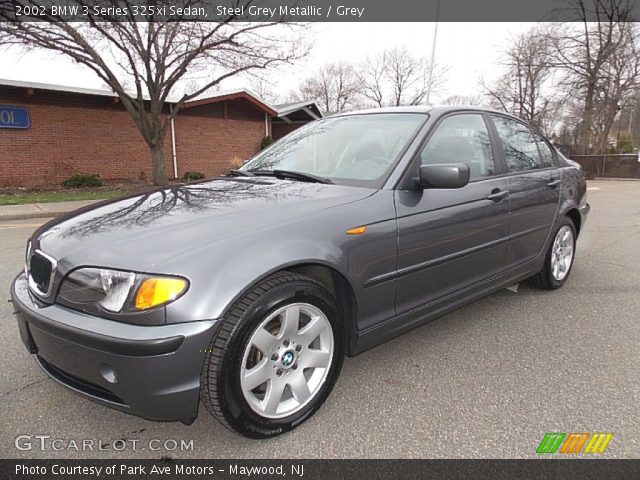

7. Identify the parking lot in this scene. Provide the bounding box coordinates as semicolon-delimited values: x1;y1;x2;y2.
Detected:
0;180;638;459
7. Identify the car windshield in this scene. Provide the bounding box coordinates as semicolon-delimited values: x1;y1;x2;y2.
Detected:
241;113;427;187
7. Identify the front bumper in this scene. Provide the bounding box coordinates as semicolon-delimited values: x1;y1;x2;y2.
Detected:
11;273;219;423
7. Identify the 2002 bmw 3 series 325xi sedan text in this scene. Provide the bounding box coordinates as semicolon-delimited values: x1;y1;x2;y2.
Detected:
12;107;589;438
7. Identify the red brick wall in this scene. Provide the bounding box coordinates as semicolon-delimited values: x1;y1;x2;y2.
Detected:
272;122;302;140
0;89;267;188
174;99;266;175
0;90;173;187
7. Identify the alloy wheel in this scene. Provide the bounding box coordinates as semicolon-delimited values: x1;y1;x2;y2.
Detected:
551;225;574;281
240;303;334;419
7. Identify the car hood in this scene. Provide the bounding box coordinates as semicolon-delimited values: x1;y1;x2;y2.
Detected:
33;177;374;273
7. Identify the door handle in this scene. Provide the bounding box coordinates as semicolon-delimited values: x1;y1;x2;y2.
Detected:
487;188;508;202
547;178;562;188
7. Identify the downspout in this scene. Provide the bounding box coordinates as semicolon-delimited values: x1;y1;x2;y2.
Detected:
169;104;178;179
265;112;269;137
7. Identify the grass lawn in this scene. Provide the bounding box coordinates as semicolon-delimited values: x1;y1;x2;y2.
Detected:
0;189;128;206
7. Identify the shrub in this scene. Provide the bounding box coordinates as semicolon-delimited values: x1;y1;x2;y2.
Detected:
261;135;274;149
62;173;103;188
183;171;205;182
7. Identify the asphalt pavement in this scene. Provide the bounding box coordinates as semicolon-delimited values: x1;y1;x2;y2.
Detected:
0;180;638;459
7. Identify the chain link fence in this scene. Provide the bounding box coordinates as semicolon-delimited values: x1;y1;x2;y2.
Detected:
570;154;640;179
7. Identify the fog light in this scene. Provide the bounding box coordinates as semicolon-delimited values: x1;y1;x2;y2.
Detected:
99;364;118;384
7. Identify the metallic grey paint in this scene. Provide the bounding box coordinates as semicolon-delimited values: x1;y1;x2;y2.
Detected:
11;106;589;423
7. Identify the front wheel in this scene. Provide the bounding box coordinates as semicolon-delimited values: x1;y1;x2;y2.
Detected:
200;272;344;438
529;219;577;290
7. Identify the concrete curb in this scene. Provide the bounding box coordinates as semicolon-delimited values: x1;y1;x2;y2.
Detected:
0;200;99;222
0;211;73;221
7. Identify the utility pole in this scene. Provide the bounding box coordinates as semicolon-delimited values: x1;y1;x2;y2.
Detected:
425;0;441;105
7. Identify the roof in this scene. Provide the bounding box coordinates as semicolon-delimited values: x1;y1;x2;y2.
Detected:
0;78;120;99
275;100;322;117
273;100;323;123
182;89;277;116
332;105;516;117
335;105;434;116
0;78;280;116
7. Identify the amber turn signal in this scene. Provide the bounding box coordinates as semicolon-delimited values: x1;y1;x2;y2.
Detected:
134;277;187;310
346;226;367;235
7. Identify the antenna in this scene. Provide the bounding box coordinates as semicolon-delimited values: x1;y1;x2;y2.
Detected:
425;0;441;105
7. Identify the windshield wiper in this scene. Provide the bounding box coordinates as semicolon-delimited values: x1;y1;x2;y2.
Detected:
226;169;255;177
252;169;333;184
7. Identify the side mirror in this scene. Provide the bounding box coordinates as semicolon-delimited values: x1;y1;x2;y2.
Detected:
417;163;470;189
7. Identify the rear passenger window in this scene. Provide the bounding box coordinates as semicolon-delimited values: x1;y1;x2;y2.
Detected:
533;133;555;167
491;116;544;172
420;114;495;179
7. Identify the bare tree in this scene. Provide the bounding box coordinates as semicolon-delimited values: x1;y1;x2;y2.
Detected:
550;0;635;153
536;99;570;138
0;2;305;185
358;47;448;107
409;58;449;105
297;62;362;113
590;23;640;152
384;46;420;106
249;77;280;105
629;92;640;149
482;26;557;130
359;53;387;107
440;94;484;106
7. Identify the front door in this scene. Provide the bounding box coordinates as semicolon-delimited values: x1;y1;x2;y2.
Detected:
395;112;510;315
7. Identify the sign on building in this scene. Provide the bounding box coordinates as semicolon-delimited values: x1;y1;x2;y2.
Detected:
0;106;30;129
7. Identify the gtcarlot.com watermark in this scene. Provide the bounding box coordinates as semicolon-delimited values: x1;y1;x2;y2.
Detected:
15;434;194;452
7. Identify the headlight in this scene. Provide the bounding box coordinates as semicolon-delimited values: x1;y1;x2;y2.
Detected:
58;268;136;312
57;268;187;313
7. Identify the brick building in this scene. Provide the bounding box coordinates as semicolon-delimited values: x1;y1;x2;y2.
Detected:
0;79;321;188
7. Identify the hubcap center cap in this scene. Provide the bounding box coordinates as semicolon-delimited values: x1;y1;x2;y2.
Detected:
281;350;295;367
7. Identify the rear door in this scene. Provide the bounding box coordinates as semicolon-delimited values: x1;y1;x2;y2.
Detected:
394;112;510;315
489;115;561;268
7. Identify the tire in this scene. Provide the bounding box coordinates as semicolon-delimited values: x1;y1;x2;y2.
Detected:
528;218;577;290
200;271;344;438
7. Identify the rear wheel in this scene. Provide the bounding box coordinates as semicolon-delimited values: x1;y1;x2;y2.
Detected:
529;219;576;290
200;272;344;438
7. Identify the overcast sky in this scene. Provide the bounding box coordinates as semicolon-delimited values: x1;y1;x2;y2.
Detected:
0;22;535;103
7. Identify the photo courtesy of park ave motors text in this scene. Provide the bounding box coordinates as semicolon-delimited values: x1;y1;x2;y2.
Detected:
0;0;639;472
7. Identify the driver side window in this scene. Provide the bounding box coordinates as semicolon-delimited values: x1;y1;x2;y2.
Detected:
420;114;495;180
